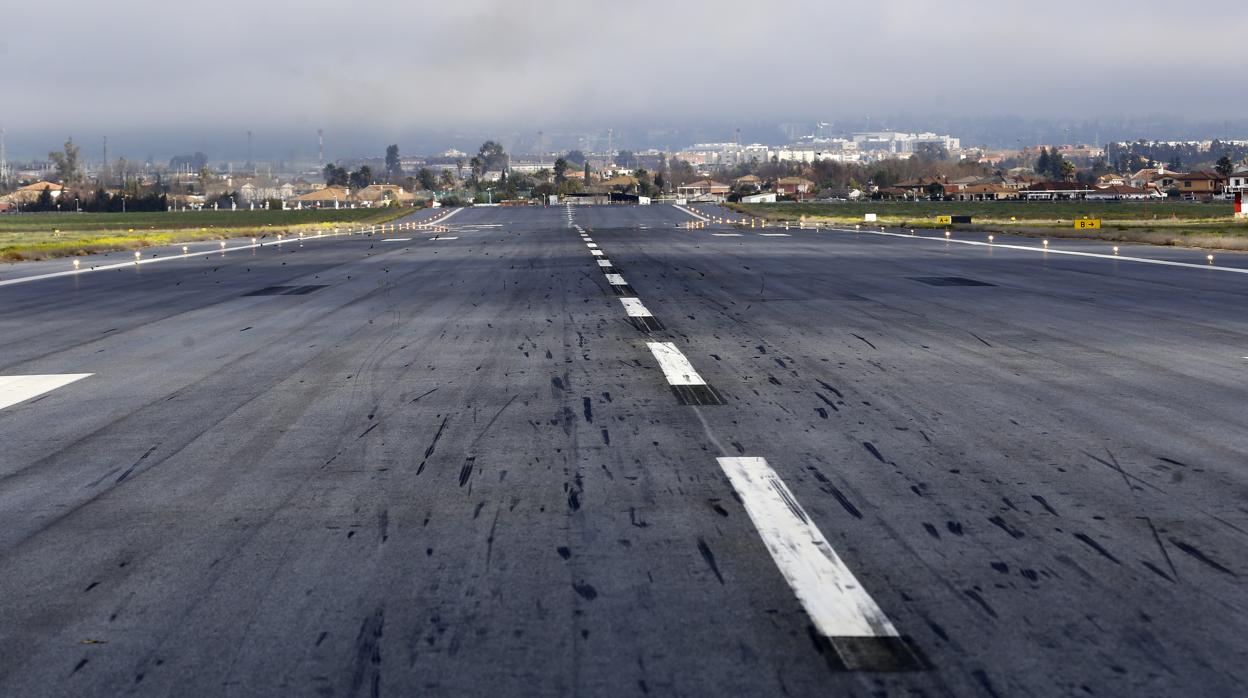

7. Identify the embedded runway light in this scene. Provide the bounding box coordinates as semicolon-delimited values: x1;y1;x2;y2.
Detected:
1113;246;1120;254
73;259;80;269
251;237;257;244
220;241;226;249
1208;254;1215;264
988;235;995;243
1042;239;1049;248
183;246;189;254
945;230;951;238
134;251;141;261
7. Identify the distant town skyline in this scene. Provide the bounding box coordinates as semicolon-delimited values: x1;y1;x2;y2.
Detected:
3;0;1244;162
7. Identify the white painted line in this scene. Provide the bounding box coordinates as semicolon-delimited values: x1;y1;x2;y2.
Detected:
712;233;742;237
834;227;1248;275
591;250;604;256
586;243;599;249
597;259;613;267
435;207;466;224
620;297;653;317
605;273;628;286
646;342;706;386
430;237;459;241
717;456;899;638
0;210;460;289
582;238;593;242
674;204;710;222
380;238;412;242
759;233;791;237
0;374;93;410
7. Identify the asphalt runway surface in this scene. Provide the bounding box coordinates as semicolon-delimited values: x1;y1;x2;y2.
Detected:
1;203;1246;696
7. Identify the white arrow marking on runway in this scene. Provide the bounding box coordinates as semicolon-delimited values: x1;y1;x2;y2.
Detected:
0;374;93;410
716;456;899;639
645;342;705;386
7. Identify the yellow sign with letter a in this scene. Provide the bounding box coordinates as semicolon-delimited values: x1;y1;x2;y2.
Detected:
1075;218;1101;230
936;215;952;225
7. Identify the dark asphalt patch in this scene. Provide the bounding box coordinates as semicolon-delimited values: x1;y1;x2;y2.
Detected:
244;285;327;296
671;385;726;406
910;277;995;287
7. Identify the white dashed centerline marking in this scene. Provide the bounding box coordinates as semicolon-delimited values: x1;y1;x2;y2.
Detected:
645;342;706;386
620;298;654;317
430;237;459;241
586;243;599;249
712;233;742;237
0;374;94;410
604;273;628;286
380;238;412;242
759;233;790;237
716;455;898;637
597;260;613;267
591;250;604;256
713;456;919;672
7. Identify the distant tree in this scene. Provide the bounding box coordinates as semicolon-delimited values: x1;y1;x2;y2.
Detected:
533;182;556;199
48;138;83;184
438;169;457;189
553;157;568;184
469;156;484;178
565;150;586;165
654;172;666;192
1167;156;1183;171
385;145;403;181
615;150;637;168
349;166;373;189
323;164;349;186
583;161;591;182
416;167;437;191
1059;159;1075;181
913;143;948;163
476;141;507;178
1036;148;1051;177
1216;156;1234;178
636;169;657;197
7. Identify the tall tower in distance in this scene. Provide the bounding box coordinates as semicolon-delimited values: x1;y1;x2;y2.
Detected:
0;126;8;184
317;129;325;169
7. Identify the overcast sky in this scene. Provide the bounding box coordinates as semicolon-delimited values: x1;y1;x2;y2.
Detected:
3;0;1243;159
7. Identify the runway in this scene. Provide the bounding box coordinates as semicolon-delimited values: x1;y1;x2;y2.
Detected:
1;203;1245;696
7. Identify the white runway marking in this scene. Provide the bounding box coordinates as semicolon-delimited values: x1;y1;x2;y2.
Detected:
836;227;1248;275
620;298;654;317
430;237;459;241
674;204;710;222
597;260;613;267
716;456;899;639
759;233;790;237
0;374;94;410
645;342;706;386
604;273;628;286
586;243;599;249
380;238;412;242
0;210;461;288
712;233;742;237
591;250;604;256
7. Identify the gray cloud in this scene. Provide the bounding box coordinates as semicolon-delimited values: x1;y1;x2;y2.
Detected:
3;0;1243;157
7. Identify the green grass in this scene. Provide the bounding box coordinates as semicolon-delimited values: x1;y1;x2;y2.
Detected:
727;201;1234;224
725;201;1248;250
0;207;413;260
